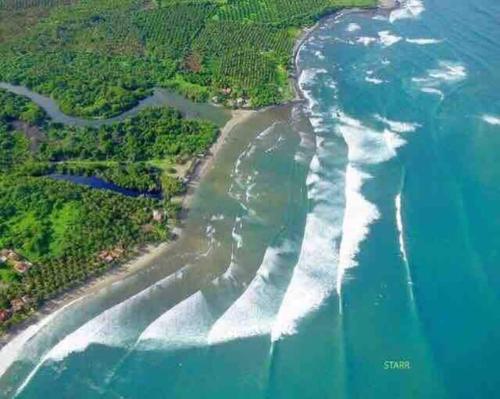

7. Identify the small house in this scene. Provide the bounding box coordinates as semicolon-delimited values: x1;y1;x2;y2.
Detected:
0;309;10;322
13;261;31;274
11;298;24;312
152;209;165;222
7;251;21;262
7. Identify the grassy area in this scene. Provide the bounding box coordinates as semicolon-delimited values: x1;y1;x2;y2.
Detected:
0;0;376;117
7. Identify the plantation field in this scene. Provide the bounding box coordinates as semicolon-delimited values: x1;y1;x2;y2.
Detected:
0;0;376;117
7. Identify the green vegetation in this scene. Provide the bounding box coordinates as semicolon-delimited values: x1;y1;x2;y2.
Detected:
0;88;216;333
38;108;217;162
0;0;376;334
0;0;376;118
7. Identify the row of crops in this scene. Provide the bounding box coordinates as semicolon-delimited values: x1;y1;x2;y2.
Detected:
0;0;375;112
217;0;375;25
135;4;215;60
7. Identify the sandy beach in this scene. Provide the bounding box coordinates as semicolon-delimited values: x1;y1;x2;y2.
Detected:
0;108;255;349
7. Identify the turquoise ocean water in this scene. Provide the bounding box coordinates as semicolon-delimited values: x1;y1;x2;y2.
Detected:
1;0;499;397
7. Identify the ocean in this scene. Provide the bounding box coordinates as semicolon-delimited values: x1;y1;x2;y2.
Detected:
1;0;500;397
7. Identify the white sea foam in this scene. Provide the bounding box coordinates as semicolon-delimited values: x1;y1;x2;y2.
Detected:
231;217;243;249
314;50;325;60
356;36;377;46
482;114;500;126
208;241;296;344
299;69;327;112
299;68;328;87
45;289;162;362
294;130;315;164
271;128;345;340
309;116;324;129
428;62;467;81
14;271;183;396
306;155;321;186
0;297;83;379
395;193;415;303
383;129;407;150
390;0;425;23
365;77;385;85
271;213;341;341
256;123;277;140
138;291;214;349
336;112;399;164
346;23;361;32
406;38;443;45
374;114;421;133
40;268;188;362
420;87;445;99
413;61;467;87
334;111;413;301
378;31;403;47
395;194;408;265
337;166;380;298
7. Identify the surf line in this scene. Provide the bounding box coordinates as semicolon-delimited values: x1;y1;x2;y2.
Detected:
396;169;417;306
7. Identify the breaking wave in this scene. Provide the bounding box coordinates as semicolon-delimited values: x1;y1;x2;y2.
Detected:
420;87;445;99
366;77;385;85
406;38;443;45
337;166;380;297
378;31;403;47
137;291;214;350
336;112;400;164
271;212;342;341
413;61;467;88
208;240;298;344
482;114;500;126
395;194;408;265
375;114;421;133
390;0;425;23
14;268;191;396
395;193;415;304
356;36;377;46
0;297;84;379
346;23;361;32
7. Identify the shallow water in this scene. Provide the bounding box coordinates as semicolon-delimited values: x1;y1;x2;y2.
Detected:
1;0;500;397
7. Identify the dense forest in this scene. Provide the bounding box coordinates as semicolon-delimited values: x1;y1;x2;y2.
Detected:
0;0;375;118
0;88;216;333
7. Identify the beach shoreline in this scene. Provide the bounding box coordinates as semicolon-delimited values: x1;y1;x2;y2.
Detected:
290;0;398;102
0;108;255;349
0;0;395;349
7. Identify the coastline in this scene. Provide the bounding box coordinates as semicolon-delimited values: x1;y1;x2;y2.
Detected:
0;0;395;349
0;108;255;349
290;0;398;102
